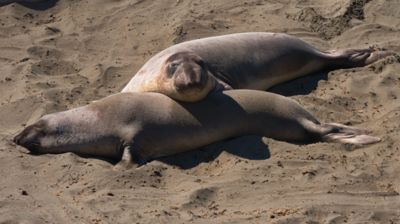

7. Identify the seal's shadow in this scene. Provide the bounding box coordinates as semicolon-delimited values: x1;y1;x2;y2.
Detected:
157;135;270;169
269;71;328;96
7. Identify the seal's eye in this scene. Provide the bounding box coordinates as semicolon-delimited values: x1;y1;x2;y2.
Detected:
167;62;179;77
33;126;46;136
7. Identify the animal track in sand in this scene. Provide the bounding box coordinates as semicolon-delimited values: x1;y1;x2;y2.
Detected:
27;45;63;60
30;59;78;76
290;0;372;40
182;187;218;209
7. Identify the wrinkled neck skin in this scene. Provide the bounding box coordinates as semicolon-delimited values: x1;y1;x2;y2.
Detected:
39;107;123;159
128;70;221;102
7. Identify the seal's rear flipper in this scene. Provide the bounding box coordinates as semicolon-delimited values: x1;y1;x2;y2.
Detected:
321;123;381;145
324;48;395;69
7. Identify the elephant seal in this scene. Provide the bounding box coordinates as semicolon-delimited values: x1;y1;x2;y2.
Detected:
122;32;392;102
13;90;380;166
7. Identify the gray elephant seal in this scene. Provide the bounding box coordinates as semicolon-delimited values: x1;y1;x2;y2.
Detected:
14;90;380;165
122;32;392;102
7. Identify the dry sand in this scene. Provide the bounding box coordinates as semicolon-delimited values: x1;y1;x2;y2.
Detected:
1;0;400;223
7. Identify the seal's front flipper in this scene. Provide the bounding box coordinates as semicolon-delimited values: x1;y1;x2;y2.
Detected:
320;123;381;145
113;146;138;171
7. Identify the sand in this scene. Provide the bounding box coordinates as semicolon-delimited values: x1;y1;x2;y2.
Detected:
1;0;400;223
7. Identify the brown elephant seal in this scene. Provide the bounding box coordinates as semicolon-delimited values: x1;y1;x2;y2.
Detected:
14;90;380;166
122;32;392;102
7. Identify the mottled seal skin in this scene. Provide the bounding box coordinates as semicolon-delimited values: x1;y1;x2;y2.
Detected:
122;32;392;102
14;90;380;166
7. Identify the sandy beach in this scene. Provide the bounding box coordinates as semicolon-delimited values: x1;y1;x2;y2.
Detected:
0;0;399;223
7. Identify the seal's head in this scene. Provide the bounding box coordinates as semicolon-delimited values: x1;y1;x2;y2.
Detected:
13;114;82;154
13;109;122;158
159;51;218;102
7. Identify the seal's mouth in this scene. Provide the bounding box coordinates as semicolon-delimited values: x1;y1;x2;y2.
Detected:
23;142;41;154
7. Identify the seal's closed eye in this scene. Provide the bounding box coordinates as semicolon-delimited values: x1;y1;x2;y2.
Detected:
167;62;180;77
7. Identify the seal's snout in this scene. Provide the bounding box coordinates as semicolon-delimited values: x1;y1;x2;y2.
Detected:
13;125;43;154
175;65;208;91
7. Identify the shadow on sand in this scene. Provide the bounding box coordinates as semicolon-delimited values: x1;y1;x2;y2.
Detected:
269;71;328;96
157;136;270;169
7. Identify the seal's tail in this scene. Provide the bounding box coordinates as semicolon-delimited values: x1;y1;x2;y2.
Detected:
320;123;381;145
